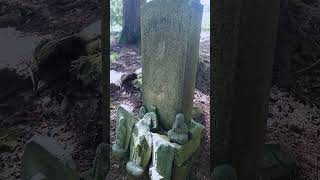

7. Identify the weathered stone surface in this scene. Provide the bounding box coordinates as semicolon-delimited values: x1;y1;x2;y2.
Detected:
171;147;200;180
126;116;153;177
78;20;101;43
21;135;79;180
149;134;175;180
34;36;86;83
93;143;110;180
86;38;101;55
141;0;203;130
112;105;136;158
168;114;188;145
172;120;204;167
70;53;102;88
192;106;203;121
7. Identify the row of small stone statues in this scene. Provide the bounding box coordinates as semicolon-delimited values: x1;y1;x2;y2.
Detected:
112;104;190;179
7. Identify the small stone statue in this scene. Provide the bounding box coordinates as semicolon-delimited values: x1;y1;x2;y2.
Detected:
126;112;153;177
112;105;136;158
168;113;189;145
139;105;159;130
211;164;237;180
139;106;147;119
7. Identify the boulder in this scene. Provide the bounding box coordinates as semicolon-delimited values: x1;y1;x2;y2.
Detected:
34;36;86;83
21;135;79;180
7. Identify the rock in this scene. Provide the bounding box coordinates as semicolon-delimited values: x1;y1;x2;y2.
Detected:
121;73;138;89
126;115;153;177
60;94;71;115
34;36;86;83
149;134;175;180
71;53;102;88
78;21;101;43
86;39;101;55
93;143;110;180
168;114;189;145
21;135;79;180
132;73;142;89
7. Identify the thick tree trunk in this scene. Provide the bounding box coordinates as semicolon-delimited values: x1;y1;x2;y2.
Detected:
119;0;143;44
212;0;280;179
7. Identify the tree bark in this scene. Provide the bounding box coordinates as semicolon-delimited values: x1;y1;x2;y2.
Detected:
119;0;143;44
212;0;280;179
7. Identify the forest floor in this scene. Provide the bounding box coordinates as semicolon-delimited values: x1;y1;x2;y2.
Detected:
0;0;319;180
0;0;101;179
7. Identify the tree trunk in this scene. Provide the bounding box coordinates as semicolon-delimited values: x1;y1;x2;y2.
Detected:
119;0;143;44
212;0;280;179
101;0;109;148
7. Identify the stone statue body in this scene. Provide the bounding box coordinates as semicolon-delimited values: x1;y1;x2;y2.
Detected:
168;113;189;145
112;105;136;158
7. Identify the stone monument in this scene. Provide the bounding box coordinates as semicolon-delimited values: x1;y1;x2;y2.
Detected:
112;0;204;179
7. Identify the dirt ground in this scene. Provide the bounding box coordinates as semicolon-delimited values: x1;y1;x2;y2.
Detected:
0;0;101;179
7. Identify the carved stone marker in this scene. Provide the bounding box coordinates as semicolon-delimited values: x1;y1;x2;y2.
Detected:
21;135;79;180
112;105;136;158
149;134;175;180
112;0;204;179
141;0;203;130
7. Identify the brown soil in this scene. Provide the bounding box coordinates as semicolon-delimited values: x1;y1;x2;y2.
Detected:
0;0;100;179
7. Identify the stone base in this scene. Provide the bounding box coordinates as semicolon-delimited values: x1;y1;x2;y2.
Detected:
21;135;79;180
172;120;204;167
150;120;204;180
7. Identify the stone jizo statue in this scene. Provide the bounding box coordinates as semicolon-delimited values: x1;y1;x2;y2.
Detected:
168;113;189;145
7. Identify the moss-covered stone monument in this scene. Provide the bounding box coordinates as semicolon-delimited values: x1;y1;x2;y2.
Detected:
112;0;204;179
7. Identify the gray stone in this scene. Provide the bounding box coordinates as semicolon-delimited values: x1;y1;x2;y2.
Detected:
168;114;189;145
78;20;101;43
93;143;110;180
149;133;175;180
126;116;153;177
21;135;79;180
141;0;203;130
112;105;136;158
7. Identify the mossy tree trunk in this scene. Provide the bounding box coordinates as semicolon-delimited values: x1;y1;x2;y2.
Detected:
212;0;280;179
119;0;144;44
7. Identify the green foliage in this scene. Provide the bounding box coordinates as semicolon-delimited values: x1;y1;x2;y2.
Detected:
110;52;120;62
110;0;123;32
132;73;142;89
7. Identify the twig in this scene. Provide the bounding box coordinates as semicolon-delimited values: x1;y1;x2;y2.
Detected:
0;134;8;141
294;58;320;74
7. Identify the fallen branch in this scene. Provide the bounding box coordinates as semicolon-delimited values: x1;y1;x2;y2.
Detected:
0;134;8;141
294;58;320;74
